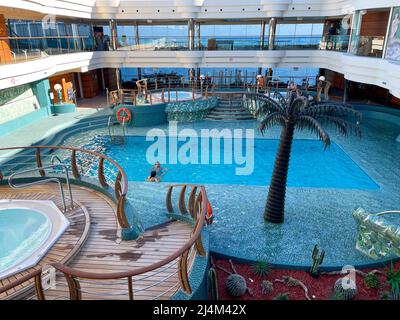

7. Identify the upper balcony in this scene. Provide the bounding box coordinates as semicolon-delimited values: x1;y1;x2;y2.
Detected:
0;34;387;66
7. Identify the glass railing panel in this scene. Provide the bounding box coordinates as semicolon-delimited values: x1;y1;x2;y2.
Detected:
349;35;385;58
319;35;350;52
134;36;189;51
274;35;322;50
197;37;265;51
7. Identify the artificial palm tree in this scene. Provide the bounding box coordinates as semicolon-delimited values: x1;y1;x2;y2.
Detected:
250;91;362;223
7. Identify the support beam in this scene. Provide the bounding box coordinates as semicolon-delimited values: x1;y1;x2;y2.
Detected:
109;20;118;51
268;18;277;50
134;22;139;47
260;20;266;50
343;79;349;104
188;19;195;51
115;68;121;90
195;22;201;50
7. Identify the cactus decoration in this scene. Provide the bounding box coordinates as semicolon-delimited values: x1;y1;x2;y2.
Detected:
334;278;357;300
261;280;274;295
214;259;253;297
226;274;247;297
208;267;219;300
310;245;325;278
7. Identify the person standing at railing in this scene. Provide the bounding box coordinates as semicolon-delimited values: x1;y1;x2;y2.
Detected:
326;23;338;50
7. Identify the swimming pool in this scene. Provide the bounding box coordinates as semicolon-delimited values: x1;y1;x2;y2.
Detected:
0;200;70;279
53;114;399;267
104;136;379;190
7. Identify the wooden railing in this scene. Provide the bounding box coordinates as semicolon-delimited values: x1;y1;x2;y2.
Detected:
0;146;129;229
109;74;320;106
0;184;208;300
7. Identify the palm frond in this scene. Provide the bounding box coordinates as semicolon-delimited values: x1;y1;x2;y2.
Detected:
273;91;287;106
288;95;308;116
316;115;362;137
296;116;331;149
301;103;362;123
258;112;287;135
252;93;286;113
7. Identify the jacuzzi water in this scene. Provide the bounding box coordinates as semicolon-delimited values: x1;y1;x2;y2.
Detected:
0;209;51;274
104;136;379;189
152;91;200;101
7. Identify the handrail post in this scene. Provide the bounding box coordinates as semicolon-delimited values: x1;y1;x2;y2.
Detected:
34;273;46;300
98;157;109;187
36;147;45;177
64;273;82;300
71;150;80;179
128;276;134;300
178;249;192;295
117;195;129;229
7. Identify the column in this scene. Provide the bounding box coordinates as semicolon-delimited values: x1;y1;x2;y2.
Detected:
257;21;266;75
260;21;266;50
343;79;348;104
195;22;201;50
268;18;277;50
109;20;118;51
115;68;121;90
188;18;195;51
134;22;142;79
134;22;139;46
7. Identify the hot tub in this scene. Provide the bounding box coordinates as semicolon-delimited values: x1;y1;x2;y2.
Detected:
0;200;70;280
152;90;202;102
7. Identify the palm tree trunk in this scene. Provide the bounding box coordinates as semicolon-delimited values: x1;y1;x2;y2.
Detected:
264;122;295;223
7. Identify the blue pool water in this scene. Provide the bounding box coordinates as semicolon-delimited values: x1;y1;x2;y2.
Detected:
153;91;197;101
0;209;51;275
105;136;379;190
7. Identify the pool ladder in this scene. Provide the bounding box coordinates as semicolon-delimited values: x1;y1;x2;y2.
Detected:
108;116;126;145
8;163;74;212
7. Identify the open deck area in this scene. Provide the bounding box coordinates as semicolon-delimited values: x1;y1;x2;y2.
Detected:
0;184;195;300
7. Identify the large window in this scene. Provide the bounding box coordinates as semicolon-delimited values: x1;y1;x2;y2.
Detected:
275;23;324;49
199;23;266;50
137;25;188;50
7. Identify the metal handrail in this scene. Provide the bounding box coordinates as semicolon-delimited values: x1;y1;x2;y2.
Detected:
376;210;400;217
8;164;74;211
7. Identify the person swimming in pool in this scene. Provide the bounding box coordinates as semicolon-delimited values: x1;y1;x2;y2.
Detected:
152;161;168;180
146;170;160;183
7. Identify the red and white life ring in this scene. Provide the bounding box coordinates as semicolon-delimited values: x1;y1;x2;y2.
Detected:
116;107;132;123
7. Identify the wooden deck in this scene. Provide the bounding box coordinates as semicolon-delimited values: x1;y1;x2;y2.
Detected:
0;184;194;300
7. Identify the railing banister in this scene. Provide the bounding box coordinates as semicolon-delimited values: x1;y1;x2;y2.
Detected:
166;186;174;213
35;147;45;177
98;157;108;188
188;186;198;217
64;273;82;300
71;149;80;179
178;185;188;214
34;273;45;300
117;195;129;229
178;249;192;295
128;276;134;300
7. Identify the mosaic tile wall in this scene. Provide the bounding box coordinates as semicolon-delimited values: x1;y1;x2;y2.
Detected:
0;84;41;125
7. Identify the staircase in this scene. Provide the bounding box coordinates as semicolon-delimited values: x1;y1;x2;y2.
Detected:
206;93;254;121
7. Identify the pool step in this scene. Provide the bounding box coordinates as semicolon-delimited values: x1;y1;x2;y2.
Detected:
206;97;254;121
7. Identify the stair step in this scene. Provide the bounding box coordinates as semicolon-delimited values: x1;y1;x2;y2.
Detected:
209;111;252;116
205;116;254;121
213;107;246;111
